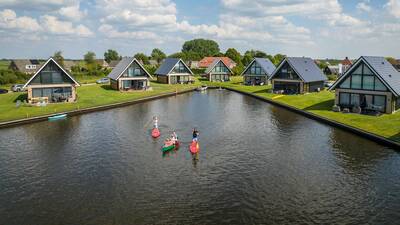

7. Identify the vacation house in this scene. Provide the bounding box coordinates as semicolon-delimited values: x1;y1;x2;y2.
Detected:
329;56;400;114
241;58;276;85
108;57;152;91
9;59;44;74
269;57;327;94
23;58;80;103
154;58;194;84
204;59;232;82
199;57;236;69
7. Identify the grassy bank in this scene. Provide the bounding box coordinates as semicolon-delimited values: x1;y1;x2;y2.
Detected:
0;82;197;123
209;77;400;143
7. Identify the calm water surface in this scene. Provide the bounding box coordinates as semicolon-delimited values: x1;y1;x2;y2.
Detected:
0;90;399;225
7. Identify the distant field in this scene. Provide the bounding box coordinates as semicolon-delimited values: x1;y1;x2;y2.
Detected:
0;60;10;70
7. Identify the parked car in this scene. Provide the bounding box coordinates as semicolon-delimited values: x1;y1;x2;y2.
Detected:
11;84;25;92
0;89;8;94
96;77;109;84
324;81;334;88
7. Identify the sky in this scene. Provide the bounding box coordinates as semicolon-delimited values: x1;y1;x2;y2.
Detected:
0;0;400;59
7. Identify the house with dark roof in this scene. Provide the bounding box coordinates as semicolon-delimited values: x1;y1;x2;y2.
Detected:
204;59;232;82
23;58;80;103
9;59;44;74
324;65;340;75
269;57;327;94
108;57;152;91
199;57;236;69
329;56;400;114
241;58;276;85
154;58;194;84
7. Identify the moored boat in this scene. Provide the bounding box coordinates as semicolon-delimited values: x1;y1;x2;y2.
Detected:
48;114;67;121
196;85;208;91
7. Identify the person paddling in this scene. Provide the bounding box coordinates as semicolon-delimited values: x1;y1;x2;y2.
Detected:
192;128;199;142
153;116;158;129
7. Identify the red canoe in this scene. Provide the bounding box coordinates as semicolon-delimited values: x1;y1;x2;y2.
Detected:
189;140;199;154
151;128;160;138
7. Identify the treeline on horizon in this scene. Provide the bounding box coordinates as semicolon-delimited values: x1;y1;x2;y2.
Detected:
1;38;398;85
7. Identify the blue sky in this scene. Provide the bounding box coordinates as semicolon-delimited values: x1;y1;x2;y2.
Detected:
0;0;399;59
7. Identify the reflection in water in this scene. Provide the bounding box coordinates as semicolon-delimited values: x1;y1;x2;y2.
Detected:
0;90;399;225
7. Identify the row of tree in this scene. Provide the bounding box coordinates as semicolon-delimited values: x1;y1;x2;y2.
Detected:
51;39;288;77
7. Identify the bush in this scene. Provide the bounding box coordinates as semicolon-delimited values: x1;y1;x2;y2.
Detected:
0;69;29;85
191;68;206;75
327;74;337;81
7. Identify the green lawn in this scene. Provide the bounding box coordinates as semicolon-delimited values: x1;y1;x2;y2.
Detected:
211;76;400;143
0;60;10;70
0;82;198;123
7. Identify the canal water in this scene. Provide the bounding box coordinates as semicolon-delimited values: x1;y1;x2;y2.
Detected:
0;90;399;225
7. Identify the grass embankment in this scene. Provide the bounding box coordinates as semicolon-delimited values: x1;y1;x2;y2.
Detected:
208;76;400;143
0;82;197;123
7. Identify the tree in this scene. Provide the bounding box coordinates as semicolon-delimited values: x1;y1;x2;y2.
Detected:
231;64;245;76
386;57;397;65
242;53;253;66
225;48;242;64
53;51;64;67
104;49;120;63
151;48;166;63
182;39;220;59
134;53;150;65
84;51;96;65
273;54;286;65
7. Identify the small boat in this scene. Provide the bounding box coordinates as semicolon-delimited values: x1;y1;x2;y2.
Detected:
162;140;179;152
151;128;160;138
48;114;67;121
196;85;208;91
189;140;200;154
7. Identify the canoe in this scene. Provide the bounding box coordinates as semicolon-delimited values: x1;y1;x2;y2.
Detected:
196;86;208;91
151;128;160;138
189;141;200;154
48;114;67;121
162;141;179;152
162;144;175;152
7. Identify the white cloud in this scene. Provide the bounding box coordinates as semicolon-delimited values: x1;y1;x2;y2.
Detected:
98;24;157;40
385;0;400;18
58;4;87;21
357;2;372;12
40;15;93;37
0;9;41;32
0;0;78;10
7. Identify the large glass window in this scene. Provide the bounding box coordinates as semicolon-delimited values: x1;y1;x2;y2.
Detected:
374;95;386;109
351;74;362;89
29;61;73;85
339;93;350;105
212;61;229;74
338;62;388;91
350;94;360;106
275;62;299;80
374;78;387;91
172;61;189;74
362;75;374;90
245;61;265;75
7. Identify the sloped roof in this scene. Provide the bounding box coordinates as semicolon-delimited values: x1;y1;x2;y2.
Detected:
107;57;151;80
108;60;120;68
270;57;327;82
199;57;236;68
341;57;352;66
154;58;193;76
205;59;233;74
330;56;400;96
23;58;80;88
10;59;44;73
241;58;276;76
